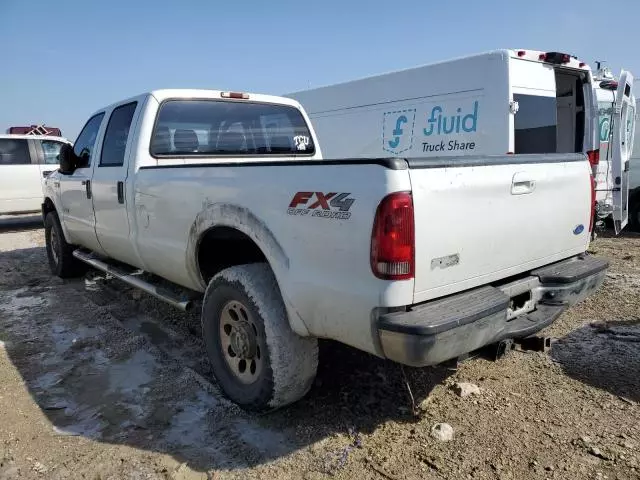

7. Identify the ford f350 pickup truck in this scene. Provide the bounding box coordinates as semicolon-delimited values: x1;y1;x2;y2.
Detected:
42;89;610;411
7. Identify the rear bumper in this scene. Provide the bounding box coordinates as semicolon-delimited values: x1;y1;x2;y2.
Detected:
377;255;608;367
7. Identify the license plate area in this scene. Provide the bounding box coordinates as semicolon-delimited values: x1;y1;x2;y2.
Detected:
498;276;538;320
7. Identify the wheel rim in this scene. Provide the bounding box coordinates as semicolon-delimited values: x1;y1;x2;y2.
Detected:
219;300;263;385
50;227;60;265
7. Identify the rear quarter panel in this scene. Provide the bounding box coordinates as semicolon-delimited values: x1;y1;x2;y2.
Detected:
133;162;413;355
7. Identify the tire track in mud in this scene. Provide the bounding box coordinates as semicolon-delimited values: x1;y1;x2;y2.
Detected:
0;267;300;473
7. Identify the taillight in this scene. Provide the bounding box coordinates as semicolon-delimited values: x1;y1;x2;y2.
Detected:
371;192;415;280
589;174;596;233
587;149;600;167
517;50;526;57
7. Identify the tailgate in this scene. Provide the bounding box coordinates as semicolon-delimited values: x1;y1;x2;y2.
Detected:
410;154;592;303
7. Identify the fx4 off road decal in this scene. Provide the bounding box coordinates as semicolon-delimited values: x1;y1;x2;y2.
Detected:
287;192;355;220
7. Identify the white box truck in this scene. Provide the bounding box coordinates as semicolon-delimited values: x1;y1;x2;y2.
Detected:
287;49;633;235
287;50;600;159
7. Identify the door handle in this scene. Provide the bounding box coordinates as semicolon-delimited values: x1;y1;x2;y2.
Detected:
117;181;125;204
511;180;535;195
42;170;53;178
511;172;536;195
83;180;92;199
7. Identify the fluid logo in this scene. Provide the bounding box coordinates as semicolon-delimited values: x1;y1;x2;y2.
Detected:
423;101;479;136
383;109;416;155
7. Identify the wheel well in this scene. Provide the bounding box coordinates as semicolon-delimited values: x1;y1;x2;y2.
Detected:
43;197;56;216
197;227;268;283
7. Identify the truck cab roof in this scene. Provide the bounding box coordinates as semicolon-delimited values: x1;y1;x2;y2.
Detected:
150;89;304;108
91;89;307;119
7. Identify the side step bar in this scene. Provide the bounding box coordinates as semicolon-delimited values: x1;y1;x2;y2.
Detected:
72;250;194;312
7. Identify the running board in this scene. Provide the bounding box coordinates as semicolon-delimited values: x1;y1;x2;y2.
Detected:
72;250;194;311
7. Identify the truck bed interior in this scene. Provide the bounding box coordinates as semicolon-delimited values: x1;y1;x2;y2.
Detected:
514;69;586;154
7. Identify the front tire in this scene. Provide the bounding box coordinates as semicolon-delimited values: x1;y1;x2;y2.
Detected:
44;212;85;278
201;263;318;412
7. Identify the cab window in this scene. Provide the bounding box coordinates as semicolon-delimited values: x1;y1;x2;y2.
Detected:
40;140;66;165
100;102;137;167
0;139;31;165
73;113;105;168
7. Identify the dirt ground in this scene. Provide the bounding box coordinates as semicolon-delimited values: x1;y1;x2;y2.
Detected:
0;215;638;480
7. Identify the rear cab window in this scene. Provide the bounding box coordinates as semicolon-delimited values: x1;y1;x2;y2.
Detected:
150;100;315;157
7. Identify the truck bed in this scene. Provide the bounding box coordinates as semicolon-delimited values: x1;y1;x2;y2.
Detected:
133;152;592;356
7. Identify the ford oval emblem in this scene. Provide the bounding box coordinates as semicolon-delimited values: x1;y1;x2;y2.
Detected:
573;224;585;235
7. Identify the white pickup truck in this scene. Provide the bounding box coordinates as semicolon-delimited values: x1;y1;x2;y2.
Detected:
42;89;609;411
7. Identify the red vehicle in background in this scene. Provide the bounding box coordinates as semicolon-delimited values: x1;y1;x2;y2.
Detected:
7;125;62;137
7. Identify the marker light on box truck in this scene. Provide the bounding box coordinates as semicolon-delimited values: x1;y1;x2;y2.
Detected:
539;52;571;64
371;192;415;280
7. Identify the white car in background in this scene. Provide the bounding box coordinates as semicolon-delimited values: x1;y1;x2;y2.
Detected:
0;134;71;215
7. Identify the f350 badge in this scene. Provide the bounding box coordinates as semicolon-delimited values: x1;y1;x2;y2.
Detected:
287;192;355;220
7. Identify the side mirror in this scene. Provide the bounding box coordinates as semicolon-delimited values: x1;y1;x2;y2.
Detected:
58;144;76;174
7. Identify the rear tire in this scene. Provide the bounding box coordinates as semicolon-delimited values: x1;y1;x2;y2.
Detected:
44;212;85;278
201;263;318;412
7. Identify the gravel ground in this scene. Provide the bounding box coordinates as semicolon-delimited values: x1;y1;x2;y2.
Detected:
0;216;638;480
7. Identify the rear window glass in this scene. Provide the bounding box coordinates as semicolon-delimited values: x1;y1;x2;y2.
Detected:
150;100;315;156
514;94;557;154
0;138;30;165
